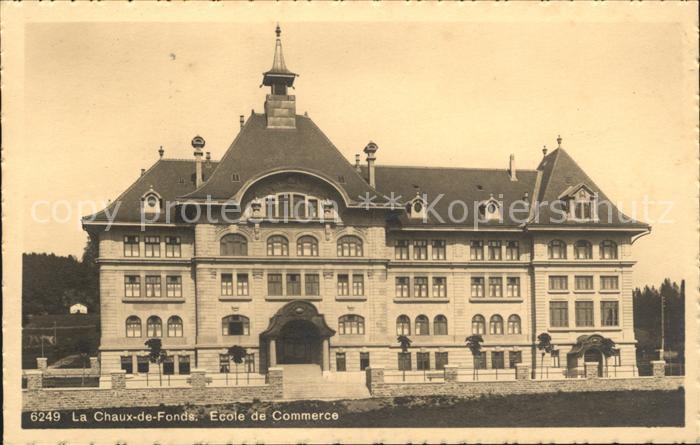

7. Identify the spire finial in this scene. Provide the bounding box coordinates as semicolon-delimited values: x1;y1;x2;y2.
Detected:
557;135;562;148
275;23;281;39
158;145;164;158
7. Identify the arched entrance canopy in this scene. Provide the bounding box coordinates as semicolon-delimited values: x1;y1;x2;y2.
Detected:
261;300;335;339
568;334;607;357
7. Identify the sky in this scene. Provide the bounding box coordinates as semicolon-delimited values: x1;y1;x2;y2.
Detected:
20;19;698;288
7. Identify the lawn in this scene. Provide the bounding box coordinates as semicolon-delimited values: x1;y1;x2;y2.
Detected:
22;389;684;428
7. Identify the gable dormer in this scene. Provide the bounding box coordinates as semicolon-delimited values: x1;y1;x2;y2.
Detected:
478;194;502;222
558;183;598;222
406;193;427;220
141;188;162;216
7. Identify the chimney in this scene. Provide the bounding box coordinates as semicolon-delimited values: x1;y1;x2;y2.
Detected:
140;168;146;176
192;135;205;187
363;141;378;188
239;115;245;129
508;154;517;181
205;151;211;162
542;145;548;158
262;25;298;129
355;154;362;173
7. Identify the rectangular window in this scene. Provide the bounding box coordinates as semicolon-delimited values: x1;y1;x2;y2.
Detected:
163;356;175;375
124;275;140;298
144;236;160;257
245;353;255;373
120;356;133;374
474;351;487;369
488;277;503;298
601;276;619;290
470;241;484;260
575;201;592;220
221;273;234;296
236;273;249;296
505;241;519;260
552;350;560;367
178;355;191;374
601;301;619;326
165;236;181;258
398;352;412;371
508;351;522;369
413;240;428;260
307;199;319;219
575;301;594;327
417;352;430;370
435;352;449;370
395;240;410;260
491;351;505;369
145;275;161;298
549;275;568;291
166;276;182;298
550;301;569;327
286;274;301;296
292;194;306;219
219;354;230;373
506;277;520;298
612;349;621;367
352;274;365;296
488;241;502;260
471;277;485;298
268;274;283;295
137;356;149;374
395;277;410;298
277;193;290;219
124;235;139;257
414;277;428;298
432;240;446;260
337;274;350;296
432;277;447;298
335;353;347;372
305;274;320;296
575;275;594;291
360;352;370;371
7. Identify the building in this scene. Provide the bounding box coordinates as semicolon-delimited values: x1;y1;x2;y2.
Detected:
69;303;88;315
83;26;649;379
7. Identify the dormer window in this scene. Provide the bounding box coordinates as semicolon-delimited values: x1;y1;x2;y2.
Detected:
478;196;502;221
559;184;598;222
141;189;162;215
249;193;331;221
407;194;427;220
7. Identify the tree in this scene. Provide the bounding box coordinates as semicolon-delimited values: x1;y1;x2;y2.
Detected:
599;337;617;377
75;337;91;387
536;332;553;379
228;345;247;385
145;338;167;386
397;335;412;381
465;334;484;379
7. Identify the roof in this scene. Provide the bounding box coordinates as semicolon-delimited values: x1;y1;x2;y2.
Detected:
84;159;218;223
182;113;378;204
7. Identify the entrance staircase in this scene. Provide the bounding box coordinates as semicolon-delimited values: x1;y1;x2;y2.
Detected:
279;364;370;401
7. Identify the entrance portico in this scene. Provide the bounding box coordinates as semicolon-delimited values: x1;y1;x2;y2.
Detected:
261;301;335;371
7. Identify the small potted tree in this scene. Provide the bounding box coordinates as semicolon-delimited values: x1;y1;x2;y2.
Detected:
228;345;247;385
466;335;484;380
599;337;617;377
145;338;167;387
397;335;412;382
536;332;553;379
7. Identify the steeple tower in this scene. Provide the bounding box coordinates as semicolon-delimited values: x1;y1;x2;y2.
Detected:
263;24;298;129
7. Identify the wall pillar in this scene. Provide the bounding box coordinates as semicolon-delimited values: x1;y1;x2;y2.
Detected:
650;360;666;378
36;357;48;371
189;368;209;389
268;367;284;398
89;357;100;374
584;361;599;379
25;370;43;390
269;339;277;367
322;338;330;371
443;364;458;382
515;363;530;380
365;366;384;393
110;370;126;389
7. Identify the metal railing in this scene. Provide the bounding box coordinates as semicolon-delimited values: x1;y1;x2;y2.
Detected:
456;368;516;382
383;369;447;383
208;372;267;387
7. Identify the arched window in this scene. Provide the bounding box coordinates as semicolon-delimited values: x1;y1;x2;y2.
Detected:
548;240;567;259
507;314;521;334
266;235;289;256
146;316;162;338
574;240;592;259
415;315;430;335
167;316;183;337
433;315;448;335
220;234;248;256
489;315;504;335
296;236;319;256
126;316;141;338
600;240;618;259
471;315;485;335
222;315;250;336
338;314;365;335
337;236;363;257
396;315;411;335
